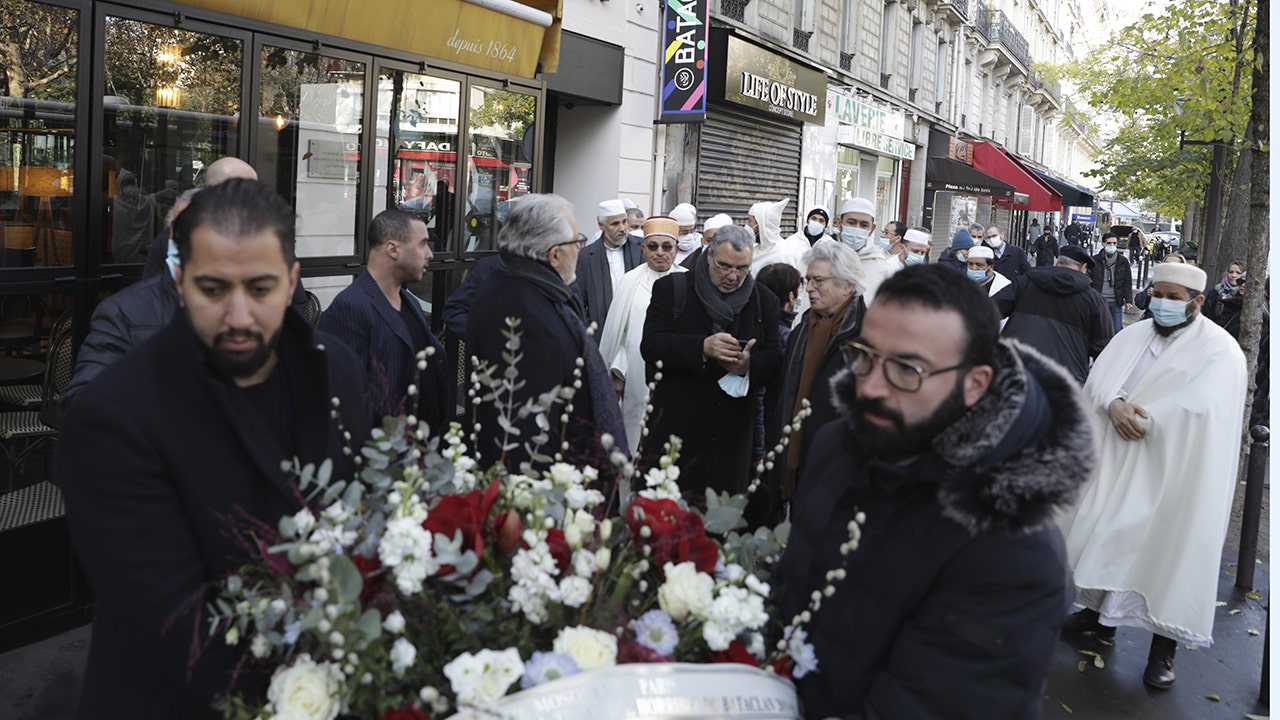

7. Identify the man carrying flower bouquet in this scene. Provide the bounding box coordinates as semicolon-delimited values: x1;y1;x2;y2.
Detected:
58;179;371;719
779;264;1093;718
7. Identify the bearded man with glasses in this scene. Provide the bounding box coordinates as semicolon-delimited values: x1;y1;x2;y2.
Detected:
778;263;1094;719
641;224;783;501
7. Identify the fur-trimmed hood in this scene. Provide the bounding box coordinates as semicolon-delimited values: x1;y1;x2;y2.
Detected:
831;338;1095;535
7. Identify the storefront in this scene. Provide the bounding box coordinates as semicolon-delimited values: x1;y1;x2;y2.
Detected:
825;90;915;223
971;141;1062;249
696;30;826;233
0;0;561;650
922;130;1016;253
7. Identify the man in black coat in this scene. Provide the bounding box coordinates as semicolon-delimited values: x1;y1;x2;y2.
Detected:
467;193;627;480
981;224;1032;279
778;264;1093;719
321;210;449;430
641;225;783;499
1089;233;1133;333
574;199;643;329
57;180;371;719
994;246;1114;383
1034;226;1060;267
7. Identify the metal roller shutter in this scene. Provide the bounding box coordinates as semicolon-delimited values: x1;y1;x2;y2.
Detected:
696;104;802;234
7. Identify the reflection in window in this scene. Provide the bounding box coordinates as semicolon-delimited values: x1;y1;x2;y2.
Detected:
0;0;78;269
464;87;536;254
375;70;460;252
259;47;364;259
101;17;241;264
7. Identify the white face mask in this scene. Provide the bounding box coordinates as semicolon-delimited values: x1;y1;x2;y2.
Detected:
806;220;826;237
840;226;870;251
677;232;700;253
986;235;1003;249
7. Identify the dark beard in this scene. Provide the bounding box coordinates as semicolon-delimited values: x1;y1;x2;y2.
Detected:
852;376;971;463
201;326;281;382
1153;311;1196;336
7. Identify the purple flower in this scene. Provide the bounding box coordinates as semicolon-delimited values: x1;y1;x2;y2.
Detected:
631;609;679;656
521;651;581;689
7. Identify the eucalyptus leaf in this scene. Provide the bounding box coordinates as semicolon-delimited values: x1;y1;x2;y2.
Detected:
328;554;362;605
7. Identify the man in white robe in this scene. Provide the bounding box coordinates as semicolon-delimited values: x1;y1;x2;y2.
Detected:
1058;262;1247;690
598;216;687;453
748;198;811;318
818;197;902;305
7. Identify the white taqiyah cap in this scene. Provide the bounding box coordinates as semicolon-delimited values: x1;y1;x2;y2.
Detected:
621;198;639;210
669;203;697;227
1152;262;1208;292
903;228;931;247
597;199;626;218
839;197;876;218
703;213;733;232
966;245;994;261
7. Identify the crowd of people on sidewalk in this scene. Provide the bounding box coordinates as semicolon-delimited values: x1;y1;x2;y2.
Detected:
49;163;1265;719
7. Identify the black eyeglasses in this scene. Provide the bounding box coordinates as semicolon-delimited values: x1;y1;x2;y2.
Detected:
839;341;968;393
555;233;588;249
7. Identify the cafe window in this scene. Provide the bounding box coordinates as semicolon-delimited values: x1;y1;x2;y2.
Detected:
101;16;242;265
0;0;79;269
463;85;536;254
374;68;461;253
258;45;365;259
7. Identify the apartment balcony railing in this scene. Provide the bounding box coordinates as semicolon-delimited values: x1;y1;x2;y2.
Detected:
988;10;1031;70
939;0;970;24
972;3;990;41
1030;71;1061;102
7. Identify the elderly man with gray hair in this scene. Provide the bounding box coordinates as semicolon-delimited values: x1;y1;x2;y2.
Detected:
466;193;628;489
641;224;783;503
768;240;866;506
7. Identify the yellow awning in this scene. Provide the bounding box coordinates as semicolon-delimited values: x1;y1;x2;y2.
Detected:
174;0;562;77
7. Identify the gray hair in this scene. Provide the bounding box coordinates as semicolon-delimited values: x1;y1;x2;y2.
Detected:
707;224;753;254
803;241;866;296
164;187;202;228
626;207;645;222
1055;255;1084;269
968;223;986;237
499;194;575;261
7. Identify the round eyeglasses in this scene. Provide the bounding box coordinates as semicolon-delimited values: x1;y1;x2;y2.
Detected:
839;340;969;393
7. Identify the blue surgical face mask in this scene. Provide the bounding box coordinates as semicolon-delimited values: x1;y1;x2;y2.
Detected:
878;236;894;251
967;269;989;283
840;226;870;251
1104;245;1117;255
1149;297;1191;327
904;253;925;266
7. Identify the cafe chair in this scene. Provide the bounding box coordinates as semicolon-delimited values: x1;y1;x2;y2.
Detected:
1;317;72;492
303;289;323;328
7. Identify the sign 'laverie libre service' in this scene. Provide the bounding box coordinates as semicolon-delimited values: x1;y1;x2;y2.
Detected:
720;34;825;125
830;91;914;159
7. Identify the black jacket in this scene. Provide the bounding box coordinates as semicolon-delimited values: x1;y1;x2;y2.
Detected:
989;243;1032;279
1034;235;1059;266
573;236;643;330
58;312;370;720
1088;251;1133;304
779;341;1093;719
641;273;783;498
994;266;1114;383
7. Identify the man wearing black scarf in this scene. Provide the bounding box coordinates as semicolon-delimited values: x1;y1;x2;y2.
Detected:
641;225;783;499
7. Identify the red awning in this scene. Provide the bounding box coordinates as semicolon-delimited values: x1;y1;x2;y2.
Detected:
971;142;1062;211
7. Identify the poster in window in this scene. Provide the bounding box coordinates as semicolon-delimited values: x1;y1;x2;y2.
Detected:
950;195;977;239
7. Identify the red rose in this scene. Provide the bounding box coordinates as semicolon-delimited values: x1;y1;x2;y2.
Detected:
351;554;385;604
771;656;794;680
544;528;572;574
422;479;501;574
707;640;757;666
617;641;671;664
627;497;718;576
493;510;523;555
379;704;432;720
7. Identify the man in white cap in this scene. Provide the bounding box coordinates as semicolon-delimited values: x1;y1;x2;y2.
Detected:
668;202;701;265
598;216;688;453
1058;261;1247;691
964;245;1011;299
681;213;732;270
900;227;931;267
822;197;901;304
576;198;643;328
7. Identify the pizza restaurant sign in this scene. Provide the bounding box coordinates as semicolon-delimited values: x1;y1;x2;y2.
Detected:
829;90;914;159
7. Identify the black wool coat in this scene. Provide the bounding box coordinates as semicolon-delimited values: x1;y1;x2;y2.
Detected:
640;274;783;498
58;311;370;720
779;341;1094;719
573;236;643;330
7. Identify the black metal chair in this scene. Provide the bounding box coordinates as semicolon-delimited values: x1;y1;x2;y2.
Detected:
0;310;69;409
1;317;73;491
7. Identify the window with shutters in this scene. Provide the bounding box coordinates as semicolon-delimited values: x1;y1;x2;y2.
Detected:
879;2;896;84
907;19;924;99
1018;104;1035;155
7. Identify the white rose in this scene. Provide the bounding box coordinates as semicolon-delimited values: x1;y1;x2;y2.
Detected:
571;549;597;578
266;654;342;720
390;637;417;675
657;562;714;621
444;648;523;706
553;626;618;671
547;463;581;489
558;576;592;607
571;510;595;536
383;610;406;634
564;485;589;510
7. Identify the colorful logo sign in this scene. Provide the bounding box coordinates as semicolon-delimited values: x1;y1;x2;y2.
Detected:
658;0;709;123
